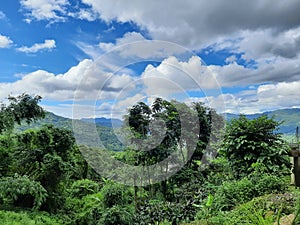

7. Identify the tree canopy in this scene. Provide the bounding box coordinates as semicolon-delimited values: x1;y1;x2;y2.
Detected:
220;115;290;177
0;93;45;133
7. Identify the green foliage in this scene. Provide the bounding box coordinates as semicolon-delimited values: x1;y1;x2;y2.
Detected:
208;177;254;212
248;163;288;196
64;182;135;225
100;205;134;225
68;179;100;199
0;134;16;177
206;172;287;213
0;174;47;210
0;94;295;225
0;210;62;225
11;125;87;212
192;192;295;225
66;192;104;225
125;98;223;199
135;199;195;224
16;112;124;151
101;182;133;208
0;94;45;134
220;115;290;177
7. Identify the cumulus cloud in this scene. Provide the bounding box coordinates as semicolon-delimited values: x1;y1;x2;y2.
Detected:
20;0;69;23
0;59;136;103
210;56;300;87
68;8;98;21
17;39;56;53
210;27;300;62
81;0;300;49
193;81;300;115
76;32;189;63
140;56;220;99
0;34;13;48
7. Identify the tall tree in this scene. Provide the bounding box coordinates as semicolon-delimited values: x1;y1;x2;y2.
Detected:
0;93;45;133
13;125;86;211
125;98;223;198
220;115;290;178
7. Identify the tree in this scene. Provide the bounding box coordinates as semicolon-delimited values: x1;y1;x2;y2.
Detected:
0;93;45;133
13;125;87;211
124;98;223;199
219;115;290;178
0;94;45;177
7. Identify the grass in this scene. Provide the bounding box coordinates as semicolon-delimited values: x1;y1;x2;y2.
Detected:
0;210;62;225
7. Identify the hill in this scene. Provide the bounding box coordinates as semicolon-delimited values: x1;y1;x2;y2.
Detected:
81;117;123;128
16;112;124;151
223;108;300;135
17;108;300;150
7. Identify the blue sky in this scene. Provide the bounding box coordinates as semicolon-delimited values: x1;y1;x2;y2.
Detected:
1;0;300;119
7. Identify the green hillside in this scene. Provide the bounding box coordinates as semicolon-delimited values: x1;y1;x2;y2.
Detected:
16;112;124;151
224;108;300;135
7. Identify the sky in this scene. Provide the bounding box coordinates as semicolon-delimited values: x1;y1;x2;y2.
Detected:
1;0;300;119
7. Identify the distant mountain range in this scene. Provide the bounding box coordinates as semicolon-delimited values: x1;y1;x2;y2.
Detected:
16;108;300;150
81;117;123;128
223;108;300;135
16;112;124;151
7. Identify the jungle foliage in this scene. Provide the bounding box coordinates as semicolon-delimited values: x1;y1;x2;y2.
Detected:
0;94;294;225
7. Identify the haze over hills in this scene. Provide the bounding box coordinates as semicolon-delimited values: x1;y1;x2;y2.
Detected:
16;112;124;151
16;108;300;151
223;108;300;135
81;117;123;128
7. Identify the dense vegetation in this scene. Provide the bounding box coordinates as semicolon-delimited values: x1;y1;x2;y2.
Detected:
0;94;298;225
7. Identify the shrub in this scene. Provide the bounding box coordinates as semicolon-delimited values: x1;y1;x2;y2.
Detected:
220;115;290;178
0;210;61;225
69;192;104;225
68;179;100;199
135;199;195;224
206;171;287;213
0;174;47;210
212;177;254;211
101;182;133;208
100;205;135;225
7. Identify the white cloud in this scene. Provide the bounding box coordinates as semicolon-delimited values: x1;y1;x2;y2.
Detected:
0;58;136;104
210;27;300;62
17;39;56;53
0;34;13;48
20;0;69;23
225;55;237;64
193;81;300;115
77;32;189;62
209;56;300;87
81;0;300;49
68;8;98;21
141;56;220;97
0;11;6;20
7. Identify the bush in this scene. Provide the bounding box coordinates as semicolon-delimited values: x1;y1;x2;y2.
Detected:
135;199;195;224
0;174;47;210
212;177;254;211
206;171;287;213
220;115;290;178
100;205;135;225
68;179;100;199
64;182;135;225
0;210;61;225
101;182;133;208
194;192;295;225
66;192;104;225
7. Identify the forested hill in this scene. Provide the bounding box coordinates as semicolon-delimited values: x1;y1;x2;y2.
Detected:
16;112;124;151
17;108;300;149
224;108;300;134
81;117;123;128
